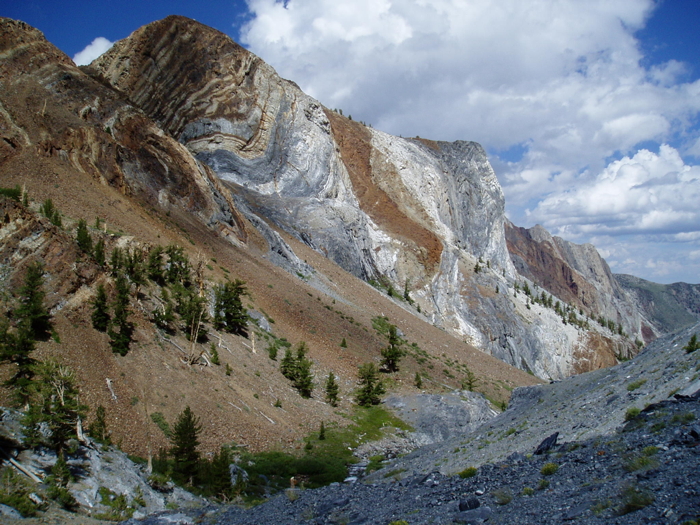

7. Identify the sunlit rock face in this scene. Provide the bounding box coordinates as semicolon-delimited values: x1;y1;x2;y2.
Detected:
88;15;649;379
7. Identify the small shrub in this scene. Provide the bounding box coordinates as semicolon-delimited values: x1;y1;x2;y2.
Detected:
0;468;40;517
626;379;647;391
683;333;699;353
624;407;641;421
538;478;550;490
540;462;558;476
458;466;478;478
388;521;409;525
366;455;384;473
622;453;658;473
671;412;696;424
491;488;513;505
616;483;654;515
522;486;535;496
150;412;172;438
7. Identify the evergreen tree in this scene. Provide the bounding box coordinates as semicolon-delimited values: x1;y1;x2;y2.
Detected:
209;343;220;365
88;405;111;445
108;273;133;356
204;446;234;499
170;406;202;485
110;247;123;274
355;363;385;406
152;288;175;332
267;340;279;361
213;280;249;336
124;248;146;294
684;333;699;354
0;319;36;404
93;238;106;266
414;371;422;389
76;219;93;255
40;198;62;227
280;347;297;380
177;288;208;342
319;421;326;440
380;324;404;373
22;361;87;454
462;367;478;392
165;245;191;286
14;261;51;340
324;372;339;407
147;245;165;284
91;284;110;332
292;343;314;398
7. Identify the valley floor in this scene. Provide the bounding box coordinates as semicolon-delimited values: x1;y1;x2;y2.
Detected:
124;389;700;525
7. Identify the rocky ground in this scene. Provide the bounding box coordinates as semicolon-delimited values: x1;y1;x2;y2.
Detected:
123;388;700;525
118;324;700;525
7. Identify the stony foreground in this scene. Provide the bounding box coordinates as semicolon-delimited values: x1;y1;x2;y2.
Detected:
126;389;700;525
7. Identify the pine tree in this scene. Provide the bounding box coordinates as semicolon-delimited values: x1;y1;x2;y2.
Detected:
414;371;422;389
355;363;385;406
209;343;220;365
177;288;208;342
170;406;202;485
380;324;404;373
110;247;123;274
462;367;478;392
76;219;93;255
40;198;62;226
293;343;314;398
93;238;105;266
684;333;699;354
108;273;133;356
325;372;339;406
91;284;110;332
205;446;234;499
14;261;52;340
165;245;191;286
0;319;36;404
152;288;175;332
213;280;249;335
88;405;111;445
319;421;326;440
280;347;297;380
22;361;87;454
147;245;165;284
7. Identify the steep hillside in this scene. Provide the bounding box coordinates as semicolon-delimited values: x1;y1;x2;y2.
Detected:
87;15;642;379
615;274;700;336
0;17;540;459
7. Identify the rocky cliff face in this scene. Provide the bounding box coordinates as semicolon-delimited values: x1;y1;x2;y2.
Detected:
615;274;700;336
84;15;651;380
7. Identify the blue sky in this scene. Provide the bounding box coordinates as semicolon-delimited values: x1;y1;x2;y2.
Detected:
3;1;699;284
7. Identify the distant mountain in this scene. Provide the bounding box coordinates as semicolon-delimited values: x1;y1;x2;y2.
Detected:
615;274;700;335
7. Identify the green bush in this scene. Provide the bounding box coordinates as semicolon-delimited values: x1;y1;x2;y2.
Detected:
522;486;535;496
491;488;513;505
624;407;641;421
540;462;558;476
458;466;478;478
626;379;647;391
0;468;40;517
616;483;654;515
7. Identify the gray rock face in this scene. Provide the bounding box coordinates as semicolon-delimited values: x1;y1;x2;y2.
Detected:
384;391;498;444
89;15;673;380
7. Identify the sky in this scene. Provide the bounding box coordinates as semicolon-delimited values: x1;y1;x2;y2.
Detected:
4;1;700;285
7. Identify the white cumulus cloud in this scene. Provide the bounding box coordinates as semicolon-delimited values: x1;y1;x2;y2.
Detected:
239;0;700;282
73;37;113;66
